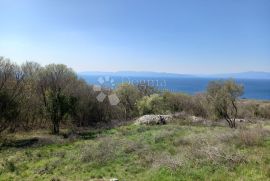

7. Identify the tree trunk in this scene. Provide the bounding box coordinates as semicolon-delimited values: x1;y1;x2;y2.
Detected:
52;119;60;134
226;118;236;128
232;118;236;128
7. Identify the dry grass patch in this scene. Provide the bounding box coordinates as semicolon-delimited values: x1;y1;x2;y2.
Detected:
154;130;175;143
237;125;269;146
173;130;247;168
192;144;246;167
152;152;184;171
123;140;145;154
80;137;120;165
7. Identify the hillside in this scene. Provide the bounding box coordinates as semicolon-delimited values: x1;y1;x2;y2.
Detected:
1;119;270;181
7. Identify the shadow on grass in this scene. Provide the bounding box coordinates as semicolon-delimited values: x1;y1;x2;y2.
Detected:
0;138;39;149
78;131;101;140
0;129;105;150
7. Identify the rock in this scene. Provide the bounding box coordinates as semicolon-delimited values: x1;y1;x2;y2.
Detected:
135;115;173;125
235;118;246;122
110;178;119;181
189;116;206;123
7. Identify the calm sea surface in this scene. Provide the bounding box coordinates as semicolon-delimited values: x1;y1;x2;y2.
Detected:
81;75;270;100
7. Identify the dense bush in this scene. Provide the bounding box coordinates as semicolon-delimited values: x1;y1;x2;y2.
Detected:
115;83;140;119
190;94;209;118
237;126;265;146
1;56;270;135
238;102;260;119
137;94;169;115
162;92;192;112
258;104;270;119
0;57;24;133
0;57;119;134
238;101;270;120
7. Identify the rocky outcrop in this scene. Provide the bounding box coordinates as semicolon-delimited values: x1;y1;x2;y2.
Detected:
110;178;119;181
135;115;173;125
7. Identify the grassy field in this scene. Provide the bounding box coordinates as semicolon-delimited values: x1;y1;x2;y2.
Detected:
1;120;270;181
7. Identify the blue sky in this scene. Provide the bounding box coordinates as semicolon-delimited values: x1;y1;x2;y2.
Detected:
1;0;269;74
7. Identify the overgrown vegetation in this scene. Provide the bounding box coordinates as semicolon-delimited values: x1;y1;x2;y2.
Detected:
0;122;269;180
1;57;270;135
1;56;270;180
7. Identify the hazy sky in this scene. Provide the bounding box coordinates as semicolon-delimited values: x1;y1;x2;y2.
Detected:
1;0;270;74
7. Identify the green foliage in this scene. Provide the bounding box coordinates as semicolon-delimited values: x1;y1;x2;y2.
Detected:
1;56;270;137
258;104;270;119
207;80;244;128
238;100;270;120
0;57;24;133
238;102;260;119
37;64;78;134
0;91;19;123
162;92;191;112
115;83;140;119
44;90;75;133
3;160;16;172
137;94;169;115
81;137;119;165
237;125;267;147
0;123;269;180
162;92;208;118
1;56;270;180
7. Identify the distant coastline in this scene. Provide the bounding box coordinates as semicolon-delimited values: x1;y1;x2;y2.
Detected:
79;71;270;80
79;73;270;100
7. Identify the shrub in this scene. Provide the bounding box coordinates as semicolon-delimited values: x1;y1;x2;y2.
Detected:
80;137;119;165
207;80;244;128
152;153;183;171
193;145;246;167
123;140;144;154
115;83;141;119
136;126;151;133
162;92;208;118
190;94;209;118
258;104;270;119
216;131;238;143
238;101;260;119
3;159;16;172
237;125;266;146
162;92;192;113
175;132;246;168
137;94;169;115
137;148;156;167
154;130;175;143
51;177;61;181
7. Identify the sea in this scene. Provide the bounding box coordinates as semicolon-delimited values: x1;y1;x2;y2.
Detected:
81;75;270;100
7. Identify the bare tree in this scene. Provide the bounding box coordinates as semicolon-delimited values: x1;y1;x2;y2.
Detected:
0;57;24;133
37;64;77;134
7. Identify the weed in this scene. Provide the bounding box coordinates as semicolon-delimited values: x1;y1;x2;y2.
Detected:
152;153;184;171
80;137;119;165
3;159;16;172
237;125;266;146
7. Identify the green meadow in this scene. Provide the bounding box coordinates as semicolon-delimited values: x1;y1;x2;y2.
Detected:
1;120;270;181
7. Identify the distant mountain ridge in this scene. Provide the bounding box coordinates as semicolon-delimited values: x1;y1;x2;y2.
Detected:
79;71;194;78
203;71;270;79
79;71;270;79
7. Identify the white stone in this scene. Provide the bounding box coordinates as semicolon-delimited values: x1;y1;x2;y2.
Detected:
135;114;173;125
